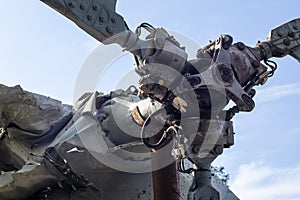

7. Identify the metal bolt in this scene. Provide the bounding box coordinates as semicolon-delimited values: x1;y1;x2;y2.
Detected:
87;15;93;21
68;2;75;8
213;145;223;155
99;16;105;22
251;60;260;68
80;4;85;10
277;31;283;37
106;26;113;33
284;38;291;46
236;42;245;51
92;5;98;11
192;146;200;154
111;17;117;23
288;31;295;38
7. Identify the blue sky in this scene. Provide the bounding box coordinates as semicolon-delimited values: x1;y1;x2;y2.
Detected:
1;0;300;199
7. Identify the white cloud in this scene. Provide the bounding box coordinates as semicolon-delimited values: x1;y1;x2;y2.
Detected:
255;83;300;103
230;161;300;200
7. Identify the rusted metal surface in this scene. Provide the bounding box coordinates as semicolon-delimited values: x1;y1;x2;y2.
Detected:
151;152;181;200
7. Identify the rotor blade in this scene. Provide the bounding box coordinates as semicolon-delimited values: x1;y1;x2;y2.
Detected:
267;18;300;62
41;0;127;43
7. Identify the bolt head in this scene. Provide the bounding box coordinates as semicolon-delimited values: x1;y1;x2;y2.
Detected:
87;15;93;21
99;16;105;22
111;17;117;23
251;60;260;68
213;145;223;155
293;25;298;30
288;31;295;38
106;26;113;33
236;42;245;51
192;146;200;154
92;5;98;11
80;4;85;10
284;38;291;46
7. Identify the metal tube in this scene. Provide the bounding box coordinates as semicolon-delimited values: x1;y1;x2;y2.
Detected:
151;147;181;200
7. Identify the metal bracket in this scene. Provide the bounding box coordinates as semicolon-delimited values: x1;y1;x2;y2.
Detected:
267;18;300;62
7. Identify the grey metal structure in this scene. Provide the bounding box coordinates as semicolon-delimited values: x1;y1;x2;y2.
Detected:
0;0;299;199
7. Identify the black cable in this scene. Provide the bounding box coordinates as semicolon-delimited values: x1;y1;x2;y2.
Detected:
135;22;156;36
140;105;180;149
141;108;169;149
177;158;195;174
264;59;278;77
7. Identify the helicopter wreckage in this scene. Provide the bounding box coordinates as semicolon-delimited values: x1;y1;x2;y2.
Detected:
0;0;299;199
